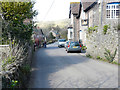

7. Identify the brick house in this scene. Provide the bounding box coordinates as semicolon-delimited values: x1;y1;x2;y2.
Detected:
68;2;81;42
79;0;120;61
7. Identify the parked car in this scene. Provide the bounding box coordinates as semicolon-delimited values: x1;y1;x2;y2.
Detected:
65;41;73;50
64;41;69;50
66;41;82;53
58;39;66;47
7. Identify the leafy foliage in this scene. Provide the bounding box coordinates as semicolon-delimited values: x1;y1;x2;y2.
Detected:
10;80;18;88
20;64;31;75
104;48;117;63
1;1;38;43
96;56;101;59
60;30;67;40
103;25;110;35
88;26;98;33
113;24;120;31
86;54;92;58
82;46;87;50
47;32;55;40
117;24;120;30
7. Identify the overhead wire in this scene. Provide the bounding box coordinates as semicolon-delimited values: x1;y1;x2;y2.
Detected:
41;0;55;22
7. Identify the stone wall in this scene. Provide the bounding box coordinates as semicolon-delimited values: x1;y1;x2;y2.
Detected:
85;2;119;62
86;28;119;62
0;45;10;60
0;45;9;90
1;44;34;88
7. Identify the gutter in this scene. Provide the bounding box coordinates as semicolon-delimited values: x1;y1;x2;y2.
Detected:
84;1;97;12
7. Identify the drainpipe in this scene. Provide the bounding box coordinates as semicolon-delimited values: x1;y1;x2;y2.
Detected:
99;0;103;27
101;0;103;26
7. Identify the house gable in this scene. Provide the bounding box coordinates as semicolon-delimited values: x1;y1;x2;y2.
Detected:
81;0;97;12
69;2;82;19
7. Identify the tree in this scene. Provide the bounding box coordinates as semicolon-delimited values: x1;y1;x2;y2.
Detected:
47;32;55;41
1;1;38;43
60;30;67;40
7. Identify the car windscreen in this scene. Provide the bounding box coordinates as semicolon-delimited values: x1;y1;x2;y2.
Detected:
71;42;80;46
59;39;66;42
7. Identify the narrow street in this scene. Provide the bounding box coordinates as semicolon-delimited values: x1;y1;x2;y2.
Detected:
28;42;118;88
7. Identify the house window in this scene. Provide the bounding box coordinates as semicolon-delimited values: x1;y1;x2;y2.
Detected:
106;2;120;19
70;32;72;39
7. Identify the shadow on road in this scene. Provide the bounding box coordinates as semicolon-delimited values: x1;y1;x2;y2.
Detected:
28;43;118;88
28;44;89;88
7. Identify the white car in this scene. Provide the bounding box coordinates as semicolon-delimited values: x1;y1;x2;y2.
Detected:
58;39;66;47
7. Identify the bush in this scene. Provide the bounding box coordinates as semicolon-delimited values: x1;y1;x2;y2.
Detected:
104;48;117;63
117;24;120;30
96;56;101;59
88;26;98;33
82;46;87;50
10;80;18;88
114;24;120;31
86;54;92;58
103;25;110;35
20;64;31;75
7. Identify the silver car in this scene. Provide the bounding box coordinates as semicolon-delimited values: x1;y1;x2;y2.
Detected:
67;41;82;53
58;39;66;47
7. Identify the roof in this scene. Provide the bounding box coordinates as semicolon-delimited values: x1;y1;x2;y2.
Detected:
70;2;80;14
81;0;97;12
107;2;120;4
69;2;82;18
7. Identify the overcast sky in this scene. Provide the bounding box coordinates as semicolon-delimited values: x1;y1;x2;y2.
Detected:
33;0;80;22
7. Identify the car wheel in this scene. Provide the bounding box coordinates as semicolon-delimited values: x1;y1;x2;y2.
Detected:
79;50;81;53
67;51;70;53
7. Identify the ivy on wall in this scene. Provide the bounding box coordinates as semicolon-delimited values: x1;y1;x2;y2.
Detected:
113;24;120;31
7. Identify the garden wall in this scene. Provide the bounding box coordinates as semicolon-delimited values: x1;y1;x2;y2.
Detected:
1;44;34;88
86;25;119;62
0;45;10;89
84;2;119;62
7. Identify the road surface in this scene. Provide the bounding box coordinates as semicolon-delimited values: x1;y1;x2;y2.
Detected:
28;42;118;88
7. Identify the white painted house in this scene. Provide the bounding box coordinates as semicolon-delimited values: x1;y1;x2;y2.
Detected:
67;26;73;41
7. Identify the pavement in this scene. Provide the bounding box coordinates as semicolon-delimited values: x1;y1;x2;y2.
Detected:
28;42;118;88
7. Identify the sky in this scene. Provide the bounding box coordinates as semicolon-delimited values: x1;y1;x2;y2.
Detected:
33;0;80;22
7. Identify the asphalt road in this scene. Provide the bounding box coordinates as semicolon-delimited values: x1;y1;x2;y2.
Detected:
28;42;118;88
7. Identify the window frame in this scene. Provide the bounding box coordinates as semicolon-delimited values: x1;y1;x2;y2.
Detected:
106;3;120;19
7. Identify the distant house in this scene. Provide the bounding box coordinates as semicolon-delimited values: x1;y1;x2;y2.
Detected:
49;27;60;40
32;27;45;43
68;2;82;41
